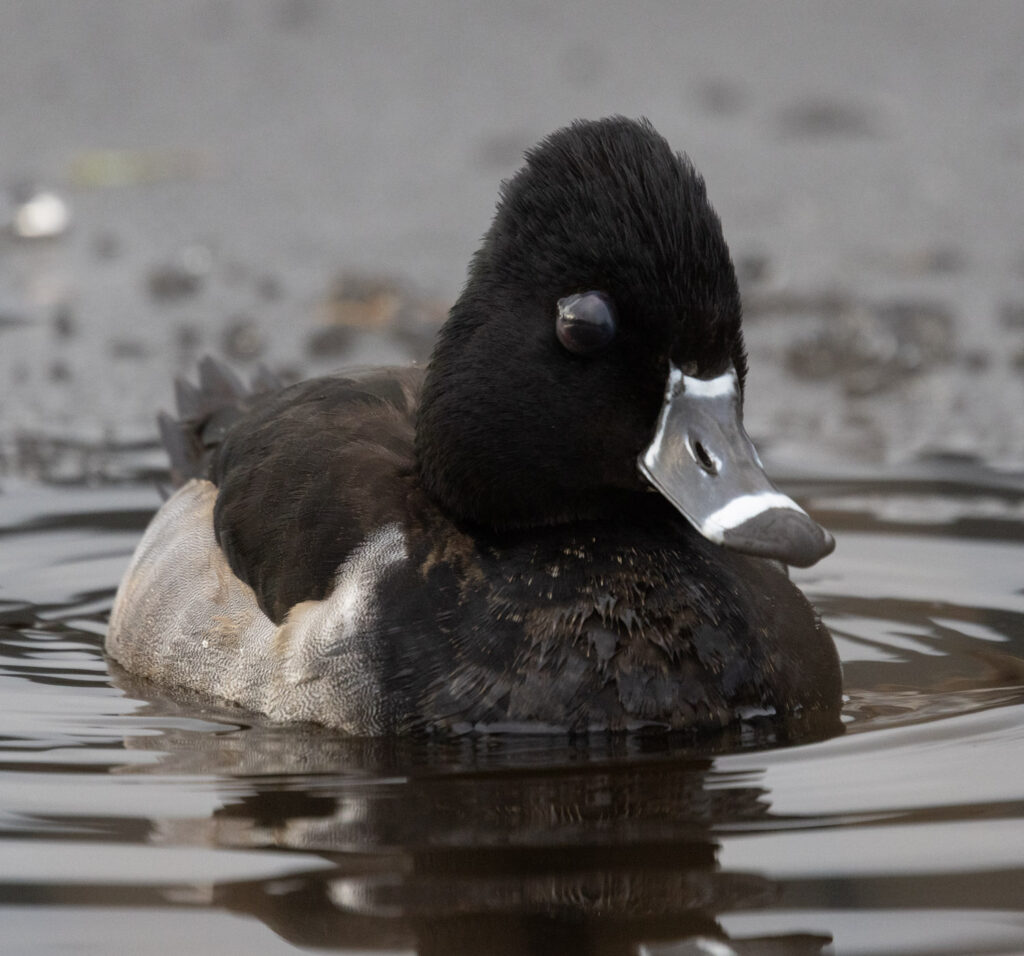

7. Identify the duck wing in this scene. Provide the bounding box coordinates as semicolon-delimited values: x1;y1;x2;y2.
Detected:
162;360;422;623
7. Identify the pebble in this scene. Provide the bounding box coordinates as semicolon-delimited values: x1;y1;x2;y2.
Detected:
321;273;402;330
92;232;122;260
694;78;747;116
175;323;202;354
735;252;770;287
52;305;76;339
306;324;353;358
10;190;70;239
147;245;212;302
109;338;149;360
778;98;877;138
222;315;265;361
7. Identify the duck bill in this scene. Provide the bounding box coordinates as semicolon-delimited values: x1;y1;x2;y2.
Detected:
638;366;835;567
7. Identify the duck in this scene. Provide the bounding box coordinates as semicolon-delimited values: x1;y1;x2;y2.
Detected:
106;117;841;736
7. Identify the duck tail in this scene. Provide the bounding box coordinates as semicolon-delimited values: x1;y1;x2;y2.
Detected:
160;356;284;488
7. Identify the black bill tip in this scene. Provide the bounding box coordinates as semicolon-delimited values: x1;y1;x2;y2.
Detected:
720;507;836;568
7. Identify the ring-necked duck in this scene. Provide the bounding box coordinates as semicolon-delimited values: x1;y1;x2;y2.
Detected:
107;117;841;735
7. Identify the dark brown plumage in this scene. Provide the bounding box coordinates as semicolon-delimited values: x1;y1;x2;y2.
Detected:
109;117;841;736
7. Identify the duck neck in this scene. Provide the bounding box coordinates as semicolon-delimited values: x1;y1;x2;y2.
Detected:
415;303;619;530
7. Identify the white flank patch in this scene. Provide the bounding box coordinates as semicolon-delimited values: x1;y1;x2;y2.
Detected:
328;523;408;638
700;491;807;542
681;369;736;398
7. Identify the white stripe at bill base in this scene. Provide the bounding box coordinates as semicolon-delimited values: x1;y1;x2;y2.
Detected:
641;366;738;471
680;370;736;398
699;491;808;543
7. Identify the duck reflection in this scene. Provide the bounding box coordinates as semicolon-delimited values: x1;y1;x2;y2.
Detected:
114;700;838;955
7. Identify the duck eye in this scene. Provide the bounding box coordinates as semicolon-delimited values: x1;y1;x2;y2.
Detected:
556;291;617;355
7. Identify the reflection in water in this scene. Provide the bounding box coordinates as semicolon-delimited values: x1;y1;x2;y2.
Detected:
3;472;1024;954
825;594;1024;729
113;721;835;954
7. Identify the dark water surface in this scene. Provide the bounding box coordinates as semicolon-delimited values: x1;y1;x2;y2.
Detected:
2;460;1023;955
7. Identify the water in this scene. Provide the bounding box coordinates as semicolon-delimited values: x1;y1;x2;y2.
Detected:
2;458;1023;955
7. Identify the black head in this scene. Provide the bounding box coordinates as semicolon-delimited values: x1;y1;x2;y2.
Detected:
416;117;746;529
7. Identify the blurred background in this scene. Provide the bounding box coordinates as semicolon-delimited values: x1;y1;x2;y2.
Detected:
1;0;1023;479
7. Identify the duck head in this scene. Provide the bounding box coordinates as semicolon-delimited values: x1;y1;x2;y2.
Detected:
417;117;833;567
